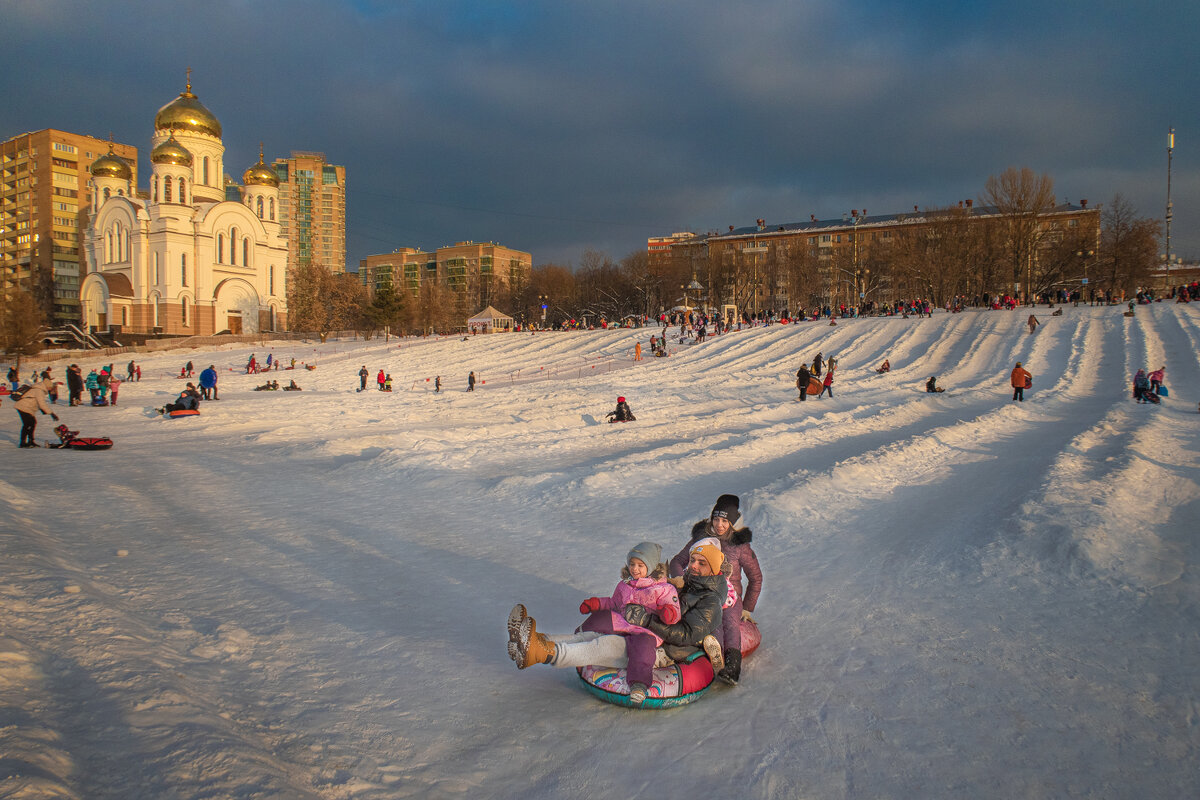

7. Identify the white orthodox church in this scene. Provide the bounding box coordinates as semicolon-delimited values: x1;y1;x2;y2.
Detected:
82;78;288;335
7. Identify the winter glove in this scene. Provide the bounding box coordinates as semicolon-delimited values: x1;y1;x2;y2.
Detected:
622;603;651;628
659;604;681;624
579;597;604;615
50;413;59;421
741;609;755;623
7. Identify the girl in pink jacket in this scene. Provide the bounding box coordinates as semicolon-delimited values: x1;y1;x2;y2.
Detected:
507;542;682;706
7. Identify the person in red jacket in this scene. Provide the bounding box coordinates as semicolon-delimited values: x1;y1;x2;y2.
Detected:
376;369;386;391
1010;361;1032;402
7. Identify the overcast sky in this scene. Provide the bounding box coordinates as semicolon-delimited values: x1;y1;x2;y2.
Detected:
3;0;1196;268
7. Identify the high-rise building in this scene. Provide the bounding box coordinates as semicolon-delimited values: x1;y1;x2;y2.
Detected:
1;129;137;325
272;152;346;273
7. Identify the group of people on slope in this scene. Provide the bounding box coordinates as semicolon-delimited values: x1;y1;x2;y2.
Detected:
795;351;837;401
507;494;762;706
1133;366;1166;404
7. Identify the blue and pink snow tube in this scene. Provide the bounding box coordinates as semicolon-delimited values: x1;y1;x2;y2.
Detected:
577;619;761;709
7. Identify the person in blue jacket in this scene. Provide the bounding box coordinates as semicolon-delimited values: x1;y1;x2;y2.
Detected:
199;365;219;400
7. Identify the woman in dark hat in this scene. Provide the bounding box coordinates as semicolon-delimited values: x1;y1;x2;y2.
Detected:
667;494;762;685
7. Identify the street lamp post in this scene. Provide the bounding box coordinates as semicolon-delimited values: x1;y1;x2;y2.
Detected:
538;294;548;324
1166;127;1175;290
1075;249;1093;305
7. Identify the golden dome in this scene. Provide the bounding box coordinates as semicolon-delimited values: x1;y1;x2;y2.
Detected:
151;134;193;167
243;145;279;187
90;143;132;180
154;77;222;138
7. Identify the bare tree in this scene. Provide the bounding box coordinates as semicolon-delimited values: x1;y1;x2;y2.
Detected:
1099;194;1161;296
287;263;369;341
981;167;1057;300
0;286;46;372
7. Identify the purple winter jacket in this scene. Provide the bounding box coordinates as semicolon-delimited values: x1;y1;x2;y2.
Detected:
590;577;681;646
669;520;763;613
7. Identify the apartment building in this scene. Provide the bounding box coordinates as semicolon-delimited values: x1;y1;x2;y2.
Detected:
273;151;346;274
1;129;137;324
360;241;531;311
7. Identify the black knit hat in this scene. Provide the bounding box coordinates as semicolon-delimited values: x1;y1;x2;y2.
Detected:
710;494;740;525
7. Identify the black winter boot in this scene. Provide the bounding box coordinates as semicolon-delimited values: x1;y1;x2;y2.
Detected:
716;649;742;685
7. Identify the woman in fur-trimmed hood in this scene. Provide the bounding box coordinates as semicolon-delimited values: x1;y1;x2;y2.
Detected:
668;494;763;685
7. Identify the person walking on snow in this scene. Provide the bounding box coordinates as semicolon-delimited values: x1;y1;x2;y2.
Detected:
1011;362;1032;402
468;371;476;391
813;352;824;378
1028;314;1039;334
358;366;369;392
435;375;441;393
796;364;812;401
199;365;219;400
819;369;834;398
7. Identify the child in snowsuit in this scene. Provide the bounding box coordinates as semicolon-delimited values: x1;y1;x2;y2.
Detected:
508;542;686;707
819;369;834;398
606;396;636;422
926;376;945;393
668;494;761;685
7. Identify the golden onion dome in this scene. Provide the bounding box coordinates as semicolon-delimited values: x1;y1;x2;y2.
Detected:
154;78;222;138
151;134;193;167
242;145;279;187
90;144;132;180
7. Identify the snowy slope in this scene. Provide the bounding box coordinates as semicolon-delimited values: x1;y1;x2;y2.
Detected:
2;305;1198;799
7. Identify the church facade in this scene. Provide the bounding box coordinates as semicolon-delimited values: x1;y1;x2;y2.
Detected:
81;79;288;335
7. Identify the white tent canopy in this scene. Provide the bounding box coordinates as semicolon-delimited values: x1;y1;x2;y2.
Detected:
466;305;514;333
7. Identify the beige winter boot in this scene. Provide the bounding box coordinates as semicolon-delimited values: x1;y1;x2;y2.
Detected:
701;634;725;673
516;616;555;669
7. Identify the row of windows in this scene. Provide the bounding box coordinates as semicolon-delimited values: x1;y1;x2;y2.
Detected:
152;175;188;204
53;142;76;154
244;194;276;221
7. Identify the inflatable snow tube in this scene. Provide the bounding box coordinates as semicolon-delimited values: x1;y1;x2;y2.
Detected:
67;437;113;450
167;408;200;418
577;619;760;709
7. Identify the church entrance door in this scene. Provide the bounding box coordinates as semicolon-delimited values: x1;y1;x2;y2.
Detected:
227;315;243;334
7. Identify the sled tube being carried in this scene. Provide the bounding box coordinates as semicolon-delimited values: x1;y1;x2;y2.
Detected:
577;618;761;709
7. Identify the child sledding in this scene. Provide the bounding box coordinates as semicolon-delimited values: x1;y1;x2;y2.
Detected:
926;376;945;393
254;380;280;391
47;424;113;450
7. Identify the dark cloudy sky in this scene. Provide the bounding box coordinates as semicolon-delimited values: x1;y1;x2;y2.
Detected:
3;0;1196;268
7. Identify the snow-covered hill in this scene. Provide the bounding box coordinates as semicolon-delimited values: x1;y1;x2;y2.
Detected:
3;304;1198;799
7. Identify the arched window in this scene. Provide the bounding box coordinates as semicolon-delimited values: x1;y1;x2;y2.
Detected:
230;228;238;265
103;187;111;201
164;176;172;203
153;177;158;202
118;189;124;197
153;298;159;328
243;237;249;268
181;296;189;327
217;234;224;263
125;229;131;261
106;231;113;263
203;157;210;186
121;306;128;325
115;226;122;261
256;196;264;218
269;197;275;221
181;253;188;286
269;265;275;296
154;252;160;285
178;178;186;205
